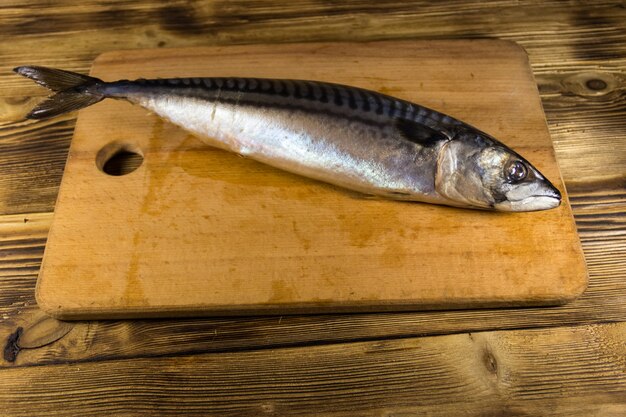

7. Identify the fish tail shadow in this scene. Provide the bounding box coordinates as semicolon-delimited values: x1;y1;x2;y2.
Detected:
14;66;105;120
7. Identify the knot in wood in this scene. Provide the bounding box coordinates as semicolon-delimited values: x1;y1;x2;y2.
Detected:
585;79;607;91
3;327;22;363
562;72;619;97
483;349;498;375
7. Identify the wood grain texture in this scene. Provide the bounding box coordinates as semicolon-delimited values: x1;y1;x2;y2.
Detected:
0;0;623;361
0;116;74;215
1;323;625;416
0;1;625;415
2;1;625;215
0;213;49;315
0;206;623;367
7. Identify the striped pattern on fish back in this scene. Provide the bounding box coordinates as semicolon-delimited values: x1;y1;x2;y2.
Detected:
131;77;463;129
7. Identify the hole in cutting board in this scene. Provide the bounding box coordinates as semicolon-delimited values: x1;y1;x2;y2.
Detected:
96;142;144;176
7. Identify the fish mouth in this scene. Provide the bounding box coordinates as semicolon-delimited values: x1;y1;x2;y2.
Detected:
495;188;562;212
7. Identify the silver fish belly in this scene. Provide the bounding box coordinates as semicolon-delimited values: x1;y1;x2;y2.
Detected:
131;89;442;203
15;66;562;211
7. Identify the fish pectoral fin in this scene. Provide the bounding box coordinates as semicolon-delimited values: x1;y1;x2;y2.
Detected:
393;117;448;147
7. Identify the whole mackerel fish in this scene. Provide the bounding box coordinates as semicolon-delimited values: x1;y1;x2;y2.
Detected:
15;66;561;211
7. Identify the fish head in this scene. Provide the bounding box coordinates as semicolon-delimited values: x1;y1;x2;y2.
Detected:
435;132;561;212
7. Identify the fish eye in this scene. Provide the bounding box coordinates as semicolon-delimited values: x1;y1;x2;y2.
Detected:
505;160;528;183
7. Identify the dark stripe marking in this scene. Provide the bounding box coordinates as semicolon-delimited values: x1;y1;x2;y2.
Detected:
129;77;457;129
358;90;371;112
346;88;358;110
332;86;343;106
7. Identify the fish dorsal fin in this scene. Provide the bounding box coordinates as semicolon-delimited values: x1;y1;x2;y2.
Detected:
394;118;448;147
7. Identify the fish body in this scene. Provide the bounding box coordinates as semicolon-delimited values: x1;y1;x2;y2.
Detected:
15;66;561;211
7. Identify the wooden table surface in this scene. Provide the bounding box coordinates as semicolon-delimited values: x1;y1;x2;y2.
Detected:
1;1;625;416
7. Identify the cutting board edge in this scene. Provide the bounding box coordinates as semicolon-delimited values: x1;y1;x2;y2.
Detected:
521;46;588;290
91;38;531;69
36;279;588;320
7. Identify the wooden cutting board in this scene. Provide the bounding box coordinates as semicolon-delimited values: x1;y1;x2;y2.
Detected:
36;40;588;319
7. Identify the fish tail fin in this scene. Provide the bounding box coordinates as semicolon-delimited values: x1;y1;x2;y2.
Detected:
14;66;106;120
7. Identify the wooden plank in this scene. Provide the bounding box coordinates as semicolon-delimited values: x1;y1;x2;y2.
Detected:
1;2;624;93
0;213;48;316
2;323;625;416
0;116;74;216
